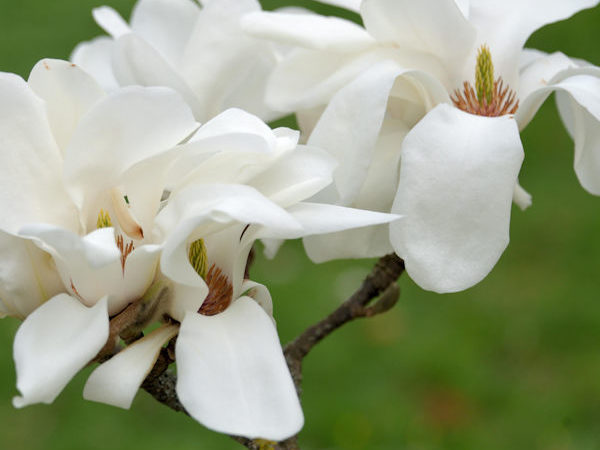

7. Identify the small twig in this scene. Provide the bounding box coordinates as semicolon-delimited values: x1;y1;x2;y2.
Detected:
139;253;405;450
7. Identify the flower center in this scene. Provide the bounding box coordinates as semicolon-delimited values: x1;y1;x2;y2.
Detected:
451;45;519;117
188;239;233;316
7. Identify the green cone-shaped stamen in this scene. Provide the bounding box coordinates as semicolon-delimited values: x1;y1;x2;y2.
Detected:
475;45;494;105
188;238;208;279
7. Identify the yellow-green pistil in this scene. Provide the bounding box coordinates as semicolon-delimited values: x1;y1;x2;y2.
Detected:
452;44;519;117
188;238;233;316
475;45;494;105
96;209;113;228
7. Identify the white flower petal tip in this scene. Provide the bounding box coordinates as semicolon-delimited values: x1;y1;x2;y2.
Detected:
83;324;179;409
176;298;303;440
13;295;109;408
93;6;131;38
241;12;376;52
391;104;524;293
513;183;532;210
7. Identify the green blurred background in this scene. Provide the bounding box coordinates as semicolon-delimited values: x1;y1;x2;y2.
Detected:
1;1;600;449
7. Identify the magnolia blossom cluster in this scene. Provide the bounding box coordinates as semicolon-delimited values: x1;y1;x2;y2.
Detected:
0;0;599;443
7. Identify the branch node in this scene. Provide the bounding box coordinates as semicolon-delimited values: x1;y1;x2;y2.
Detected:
361;283;400;318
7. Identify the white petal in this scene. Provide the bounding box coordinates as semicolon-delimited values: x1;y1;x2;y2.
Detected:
303;223;394;262
70;36;120;92
157;185;301;287
168;282;209;322
0;231;63;319
248;145;337;208
176;298;303;440
271;202;400;239
20;225;160;315
266;47;394;112
111;34;205;119
179;0;277;121
302;120;406;262
166;111;299;190
308;61;447;205
13;294;109;407
261;238;285;260
93;6;131;38
390;104;524;293
454;0;470;18
240;280;273;317
513;182;532;211
360;0;476;63
519;70;600;195
468;0;599;86
351;118;407;212
83;324;178;409
130;0;199;67
242;12;376;52
28;59;106;151
63;85;198;209
517;51;576;122
189;107;277;149
555;75;600;195
0;73;78;234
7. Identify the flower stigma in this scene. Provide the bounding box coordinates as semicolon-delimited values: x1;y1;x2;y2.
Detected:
451;45;519;117
188;239;233;316
96;209;112;228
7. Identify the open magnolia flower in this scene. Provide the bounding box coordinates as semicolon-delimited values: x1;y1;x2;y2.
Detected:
4;69;398;440
0;57;198;407
244;0;600;293
81;108;400;440
72;0;283;122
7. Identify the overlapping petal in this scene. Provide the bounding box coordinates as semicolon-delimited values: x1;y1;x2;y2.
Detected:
71;36;120;92
62;85;198;209
390;104;524;293
0;231;63;319
518;65;600;195
242;12;376;52
265;47;394;112
0;73;78;234
20;225;160;315
130;0;199;67
83;324;178;409
156;184;302;287
361;0;476;65
176;298;303;440
13;295;108;407
28;59;106;150
308;60;448;206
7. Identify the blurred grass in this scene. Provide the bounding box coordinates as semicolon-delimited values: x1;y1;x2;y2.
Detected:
0;1;600;449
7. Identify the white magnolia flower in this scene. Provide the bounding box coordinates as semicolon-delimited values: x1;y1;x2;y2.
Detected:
1;58;198;407
81;108;401;440
72;0;283;122
3;66;397;438
244;0;600;293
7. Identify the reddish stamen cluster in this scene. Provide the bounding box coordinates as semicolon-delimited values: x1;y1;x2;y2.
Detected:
116;235;134;275
451;78;519;117
199;264;233;316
